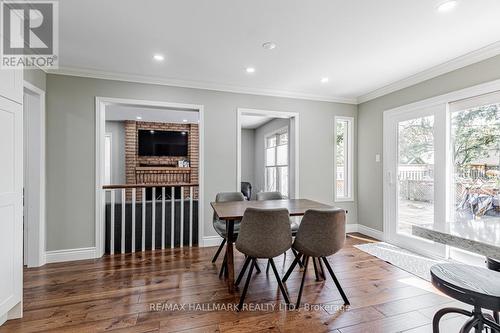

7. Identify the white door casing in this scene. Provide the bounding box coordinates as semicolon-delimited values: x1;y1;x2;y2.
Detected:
0;70;24;323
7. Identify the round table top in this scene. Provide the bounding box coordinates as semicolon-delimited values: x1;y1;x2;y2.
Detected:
431;264;500;300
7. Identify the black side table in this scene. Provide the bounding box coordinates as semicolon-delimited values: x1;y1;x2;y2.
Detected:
431;263;500;333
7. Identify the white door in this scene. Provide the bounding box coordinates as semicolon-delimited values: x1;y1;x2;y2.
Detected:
384;104;446;258
0;71;23;323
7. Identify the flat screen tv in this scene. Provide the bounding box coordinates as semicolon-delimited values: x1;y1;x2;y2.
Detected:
138;130;188;156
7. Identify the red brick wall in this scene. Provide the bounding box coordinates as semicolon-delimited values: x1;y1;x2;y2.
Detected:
125;121;199;200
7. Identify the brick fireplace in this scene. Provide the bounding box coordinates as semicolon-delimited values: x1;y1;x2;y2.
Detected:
125;121;199;200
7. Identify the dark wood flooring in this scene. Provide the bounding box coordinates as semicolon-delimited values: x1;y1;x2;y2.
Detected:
1;233;476;332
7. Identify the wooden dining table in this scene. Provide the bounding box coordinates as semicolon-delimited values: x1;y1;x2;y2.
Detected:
210;198;335;292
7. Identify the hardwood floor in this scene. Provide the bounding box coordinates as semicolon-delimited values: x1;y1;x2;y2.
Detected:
1;233;473;333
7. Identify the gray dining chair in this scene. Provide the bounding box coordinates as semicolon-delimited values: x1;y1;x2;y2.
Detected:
282;208;350;308
235;208;292;311
211;192;245;277
256;191;302;271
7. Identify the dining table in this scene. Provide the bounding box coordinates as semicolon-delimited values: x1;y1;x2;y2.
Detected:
210;198;336;292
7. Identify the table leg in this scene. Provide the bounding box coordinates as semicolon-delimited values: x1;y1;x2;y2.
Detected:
225;219;235;292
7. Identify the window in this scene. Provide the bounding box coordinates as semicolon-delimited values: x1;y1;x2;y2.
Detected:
335;117;353;201
265;130;288;197
449;92;500;226
104;133;112;185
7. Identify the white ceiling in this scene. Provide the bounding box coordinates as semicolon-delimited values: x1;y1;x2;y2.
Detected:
106;105;199;123
56;0;500;103
240;115;275;129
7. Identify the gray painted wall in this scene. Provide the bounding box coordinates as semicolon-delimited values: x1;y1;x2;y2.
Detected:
104;121;126;185
357;54;500;232
240;129;255;188
46;74;358;251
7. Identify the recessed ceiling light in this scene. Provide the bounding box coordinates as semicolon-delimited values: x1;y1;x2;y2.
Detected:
136;116;142;120
182;119;188;122
246;67;255;73
437;0;457;12
153;54;165;61
321;77;329;83
262;42;277;50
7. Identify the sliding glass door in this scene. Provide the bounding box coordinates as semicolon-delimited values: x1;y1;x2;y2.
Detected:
384;105;446;258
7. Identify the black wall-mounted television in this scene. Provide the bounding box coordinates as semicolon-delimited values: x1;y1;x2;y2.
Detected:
138;130;188;156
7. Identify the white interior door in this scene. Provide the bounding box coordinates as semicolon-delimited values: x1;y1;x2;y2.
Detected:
384;104;446;258
0;70;23;324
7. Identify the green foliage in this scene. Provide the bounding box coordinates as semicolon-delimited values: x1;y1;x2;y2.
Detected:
452;104;499;166
398;104;499;167
398;116;434;164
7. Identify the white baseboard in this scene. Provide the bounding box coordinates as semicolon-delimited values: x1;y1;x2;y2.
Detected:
44;247;97;264
0;314;7;326
201;224;383;247
345;223;358;233
356;224;384;241
202;236;224;247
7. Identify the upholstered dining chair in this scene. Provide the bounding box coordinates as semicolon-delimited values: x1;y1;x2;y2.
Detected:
211;192;245;265
256;191;302;272
235;208;292;311
282;208;350;308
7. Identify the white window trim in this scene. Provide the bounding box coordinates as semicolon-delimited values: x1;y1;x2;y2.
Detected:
334;116;354;202
264;126;289;195
104;133;112;185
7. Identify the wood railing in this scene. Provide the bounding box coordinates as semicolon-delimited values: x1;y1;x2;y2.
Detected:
102;183;198;255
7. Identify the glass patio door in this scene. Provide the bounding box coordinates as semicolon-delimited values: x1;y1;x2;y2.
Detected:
384;105;446;258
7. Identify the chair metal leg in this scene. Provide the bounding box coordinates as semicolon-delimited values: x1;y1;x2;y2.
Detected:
432;307;473;333
318;257;326;280
255;260;262;274
212;238;226;263
291;248;303;268
235;256;251;286
322;257;349;305
269;258;290;305
238;258;256;311
282;253;302;282
266;260;270;274
495;312;499;324
484;317;500;332
460;317;481;333
219;254;227;278
296;256;309;308
312;257;320;281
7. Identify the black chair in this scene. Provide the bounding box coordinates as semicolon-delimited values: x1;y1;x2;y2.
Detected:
431;263;500;333
240;182;252;200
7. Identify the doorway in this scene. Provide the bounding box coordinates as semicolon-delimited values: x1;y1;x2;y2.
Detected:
383;104;446;259
23;82;46;268
95;97;205;257
236;108;299;199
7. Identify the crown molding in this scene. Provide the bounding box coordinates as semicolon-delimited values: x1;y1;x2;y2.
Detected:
357;40;500;104
46;66;358;104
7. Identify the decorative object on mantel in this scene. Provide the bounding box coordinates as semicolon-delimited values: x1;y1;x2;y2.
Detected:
178;160;190;168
